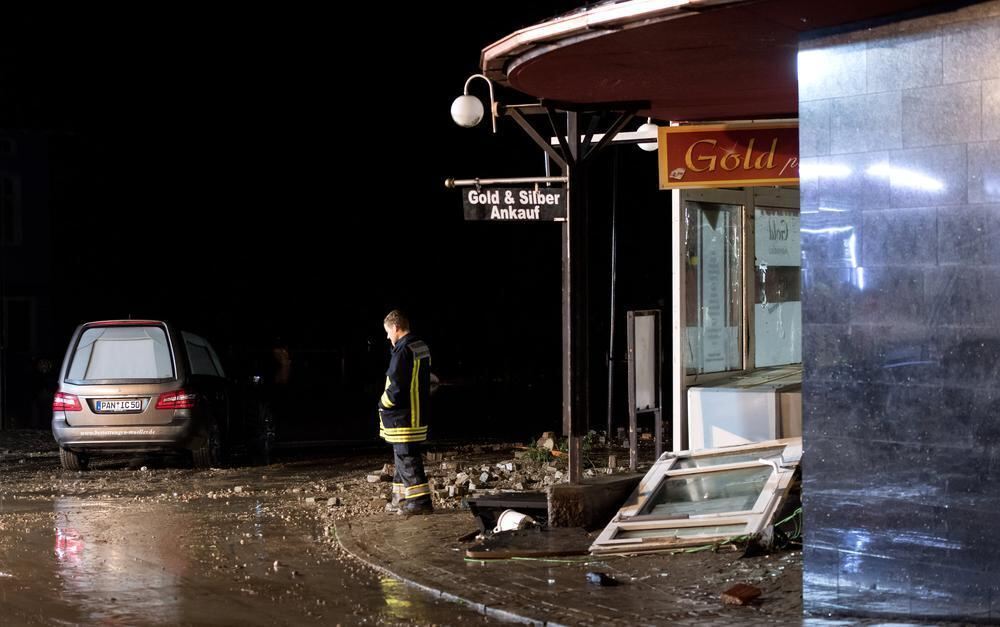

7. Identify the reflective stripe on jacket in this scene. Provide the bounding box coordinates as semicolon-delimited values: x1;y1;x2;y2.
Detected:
377;334;431;443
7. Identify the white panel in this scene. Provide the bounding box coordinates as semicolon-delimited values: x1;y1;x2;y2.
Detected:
635;314;656;410
687;388;778;450
754;301;802;367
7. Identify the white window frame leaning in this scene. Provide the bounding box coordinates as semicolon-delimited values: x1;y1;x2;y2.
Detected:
590;437;801;554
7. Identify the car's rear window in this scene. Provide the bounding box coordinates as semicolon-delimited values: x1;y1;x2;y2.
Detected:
67;325;175;382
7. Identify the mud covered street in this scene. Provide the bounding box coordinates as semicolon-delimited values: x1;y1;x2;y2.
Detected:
0;436;503;625
1;432;811;626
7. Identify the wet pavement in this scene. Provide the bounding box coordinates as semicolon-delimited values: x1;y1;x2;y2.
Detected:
337;509;805;626
0;438;498;625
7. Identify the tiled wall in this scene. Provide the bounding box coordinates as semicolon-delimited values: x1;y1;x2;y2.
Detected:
799;2;1000;622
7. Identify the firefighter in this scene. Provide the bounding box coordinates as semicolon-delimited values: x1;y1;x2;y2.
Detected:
378;310;433;515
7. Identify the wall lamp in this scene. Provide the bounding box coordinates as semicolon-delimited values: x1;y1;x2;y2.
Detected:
451;74;498;133
636;118;658;152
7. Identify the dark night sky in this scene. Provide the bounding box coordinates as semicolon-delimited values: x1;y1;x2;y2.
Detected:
1;5;669;436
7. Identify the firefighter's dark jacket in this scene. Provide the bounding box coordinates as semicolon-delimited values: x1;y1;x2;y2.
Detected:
378;334;431;443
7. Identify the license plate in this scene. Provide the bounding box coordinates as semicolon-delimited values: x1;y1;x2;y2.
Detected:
94;399;143;413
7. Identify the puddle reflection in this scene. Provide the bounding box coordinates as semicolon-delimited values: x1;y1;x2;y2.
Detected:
379;577;415;618
53;498;187;625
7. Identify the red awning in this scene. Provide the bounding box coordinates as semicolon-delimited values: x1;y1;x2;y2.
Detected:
483;0;954;121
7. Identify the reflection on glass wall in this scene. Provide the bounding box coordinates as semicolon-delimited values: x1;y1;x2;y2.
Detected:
685;201;743;375
754;206;802;367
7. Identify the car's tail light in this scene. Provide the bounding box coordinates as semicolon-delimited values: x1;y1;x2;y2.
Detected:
53;392;82;412
155;390;197;409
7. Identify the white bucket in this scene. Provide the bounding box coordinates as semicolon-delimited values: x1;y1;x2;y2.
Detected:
493;509;535;533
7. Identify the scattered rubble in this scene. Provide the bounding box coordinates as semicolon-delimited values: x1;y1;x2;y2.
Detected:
0;431;643;525
721;583;762;606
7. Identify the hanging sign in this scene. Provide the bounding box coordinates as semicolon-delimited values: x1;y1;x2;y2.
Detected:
658;123;798;189
462;187;567;221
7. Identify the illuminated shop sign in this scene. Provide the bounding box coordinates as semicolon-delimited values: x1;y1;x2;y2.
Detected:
658;123;798;189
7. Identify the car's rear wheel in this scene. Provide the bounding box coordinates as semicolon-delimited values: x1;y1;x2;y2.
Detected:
191;420;222;468
59;447;89;471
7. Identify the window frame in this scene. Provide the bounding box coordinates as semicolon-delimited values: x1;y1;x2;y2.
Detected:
590;437;801;554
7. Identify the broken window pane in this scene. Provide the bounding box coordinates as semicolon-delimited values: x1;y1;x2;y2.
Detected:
643;465;772;517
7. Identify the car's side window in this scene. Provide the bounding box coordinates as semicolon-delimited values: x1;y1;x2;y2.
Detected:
206;341;226;378
183;332;221;377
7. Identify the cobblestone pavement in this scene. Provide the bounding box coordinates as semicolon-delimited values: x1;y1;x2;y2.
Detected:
336;510;805;626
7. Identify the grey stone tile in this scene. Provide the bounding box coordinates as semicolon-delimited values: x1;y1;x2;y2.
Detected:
803;544;839;609
851;266;926;326
984;79;1000;141
802;322;864;381
799;42;868;102
801;202;861;269
939;328;1000;387
800;152;892;212
867;33;942;92
937;205;990;265
910;568;992;620
902;82;982;148
803;267;855;323
984;203;1000;265
861;207;937;266
887;144;967;207
925;266;1000;327
800;99;831;158
943;16;1000;84
830;92;902;154
969;140;1000;203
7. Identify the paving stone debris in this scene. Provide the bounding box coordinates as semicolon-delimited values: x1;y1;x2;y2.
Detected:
721;583;762;606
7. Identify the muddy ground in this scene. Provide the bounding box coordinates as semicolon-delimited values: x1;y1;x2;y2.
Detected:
1;431;516;625
0;430;809;625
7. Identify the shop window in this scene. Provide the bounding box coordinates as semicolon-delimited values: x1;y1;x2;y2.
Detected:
590;437;801;554
754;206;801;367
684;200;743;375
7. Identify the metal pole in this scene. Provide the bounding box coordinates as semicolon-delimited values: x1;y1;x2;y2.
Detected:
627;312;637;472
654;312;664;460
445;176;568;188
565;111;586;484
606;149;618;437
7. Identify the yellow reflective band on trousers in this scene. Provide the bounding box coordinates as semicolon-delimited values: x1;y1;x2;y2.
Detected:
392;483;404;495
380;376;395;408
404;483;430;499
379;419;428;443
410;358;421;428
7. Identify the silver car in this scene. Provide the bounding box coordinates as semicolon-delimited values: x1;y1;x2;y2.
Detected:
52;320;266;470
